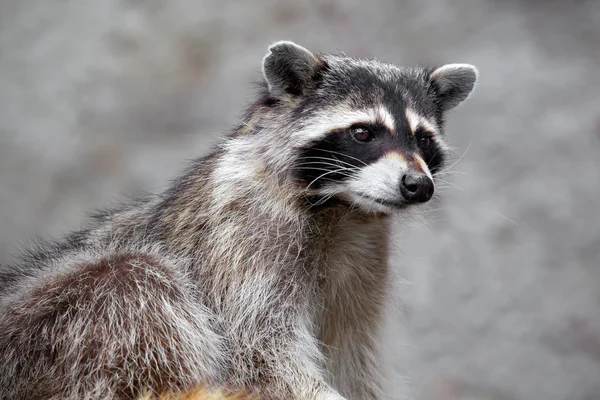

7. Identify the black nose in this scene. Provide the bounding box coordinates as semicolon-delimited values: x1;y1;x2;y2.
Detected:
399;173;434;203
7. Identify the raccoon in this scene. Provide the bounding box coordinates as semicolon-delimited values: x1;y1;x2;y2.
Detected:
0;41;477;400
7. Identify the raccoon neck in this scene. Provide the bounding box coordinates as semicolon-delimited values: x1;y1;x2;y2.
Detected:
155;137;305;264
154;135;390;280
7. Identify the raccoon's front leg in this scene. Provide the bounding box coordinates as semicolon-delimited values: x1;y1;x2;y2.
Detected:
236;318;347;400
326;333;384;399
270;331;349;400
224;285;346;399
320;287;386;399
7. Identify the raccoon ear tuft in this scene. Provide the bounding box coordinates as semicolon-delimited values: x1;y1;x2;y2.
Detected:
429;64;478;111
262;41;321;98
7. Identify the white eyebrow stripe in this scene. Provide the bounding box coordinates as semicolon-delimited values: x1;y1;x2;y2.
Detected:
294;105;396;141
373;105;395;132
405;108;420;133
405;108;439;135
419;118;438;135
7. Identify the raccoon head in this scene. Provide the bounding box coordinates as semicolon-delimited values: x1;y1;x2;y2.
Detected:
261;41;478;214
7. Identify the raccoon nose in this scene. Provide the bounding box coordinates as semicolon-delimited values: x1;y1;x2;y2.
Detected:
400;173;434;203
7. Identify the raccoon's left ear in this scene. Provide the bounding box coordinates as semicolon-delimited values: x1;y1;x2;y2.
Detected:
262;41;322;98
429;64;479;111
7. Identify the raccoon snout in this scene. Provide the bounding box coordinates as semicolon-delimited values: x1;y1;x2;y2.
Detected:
399;173;434;203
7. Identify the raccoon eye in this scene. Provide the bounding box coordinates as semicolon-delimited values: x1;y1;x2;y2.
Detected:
416;129;433;150
350;126;374;143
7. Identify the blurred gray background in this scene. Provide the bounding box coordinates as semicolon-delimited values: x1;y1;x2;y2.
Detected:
1;0;599;399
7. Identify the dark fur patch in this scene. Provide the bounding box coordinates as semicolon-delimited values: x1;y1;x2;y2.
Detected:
294;121;444;188
295;123;392;188
414;127;445;174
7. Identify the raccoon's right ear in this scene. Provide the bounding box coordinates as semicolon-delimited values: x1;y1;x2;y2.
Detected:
262;41;322;98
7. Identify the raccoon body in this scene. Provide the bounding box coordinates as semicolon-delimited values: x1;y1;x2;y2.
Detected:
0;42;477;399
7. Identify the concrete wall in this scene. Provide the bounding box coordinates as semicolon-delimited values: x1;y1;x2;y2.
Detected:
1;0;599;398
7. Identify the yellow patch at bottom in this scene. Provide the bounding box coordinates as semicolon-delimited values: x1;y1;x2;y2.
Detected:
139;387;257;400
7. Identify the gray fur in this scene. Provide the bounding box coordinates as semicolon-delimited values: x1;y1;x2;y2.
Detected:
0;42;477;399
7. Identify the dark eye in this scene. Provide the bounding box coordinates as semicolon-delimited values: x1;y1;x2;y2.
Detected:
419;136;431;148
416;129;433;150
350;126;374;143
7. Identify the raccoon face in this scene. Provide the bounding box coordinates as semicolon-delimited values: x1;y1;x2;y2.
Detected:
262;41;478;214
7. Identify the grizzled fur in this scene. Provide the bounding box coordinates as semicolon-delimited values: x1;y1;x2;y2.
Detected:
0;42;477;400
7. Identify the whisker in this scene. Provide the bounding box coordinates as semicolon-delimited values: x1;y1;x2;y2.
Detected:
310;148;368;166
296;156;361;169
293;167;357;179
294;160;361;172
495;211;519;226
435;170;467;176
307;192;337;208
306;168;353;189
434;178;464;192
438;142;472;174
